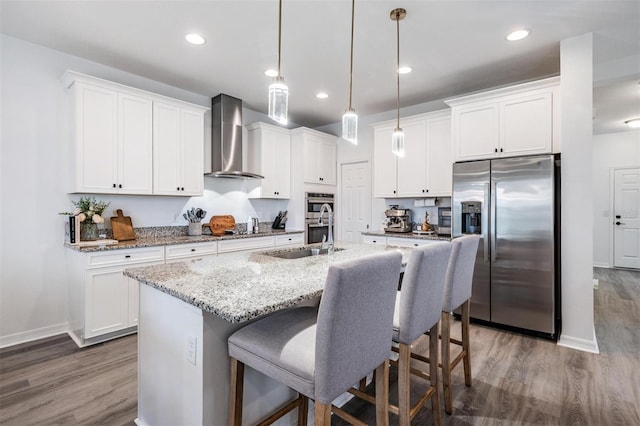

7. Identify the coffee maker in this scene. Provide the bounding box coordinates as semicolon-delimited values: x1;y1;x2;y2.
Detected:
384;205;412;233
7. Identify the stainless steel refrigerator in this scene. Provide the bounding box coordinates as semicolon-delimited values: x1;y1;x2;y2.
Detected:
452;154;560;339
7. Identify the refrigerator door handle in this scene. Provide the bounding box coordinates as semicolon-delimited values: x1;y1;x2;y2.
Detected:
491;181;497;262
483;182;490;262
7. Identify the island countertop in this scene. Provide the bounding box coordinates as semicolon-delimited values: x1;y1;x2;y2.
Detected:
124;242;415;323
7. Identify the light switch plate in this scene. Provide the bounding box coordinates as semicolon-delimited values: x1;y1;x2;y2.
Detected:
187;336;197;365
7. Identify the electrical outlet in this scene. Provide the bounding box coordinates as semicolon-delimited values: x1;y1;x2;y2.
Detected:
187;336;197;365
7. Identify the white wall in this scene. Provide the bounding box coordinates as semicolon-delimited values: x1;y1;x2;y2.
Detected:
593;131;640;267
0;35;291;346
557;33;598;353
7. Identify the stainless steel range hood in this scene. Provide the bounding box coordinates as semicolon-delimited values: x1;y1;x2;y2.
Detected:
205;94;263;179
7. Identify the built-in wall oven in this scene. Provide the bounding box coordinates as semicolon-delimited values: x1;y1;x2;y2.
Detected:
305;192;335;244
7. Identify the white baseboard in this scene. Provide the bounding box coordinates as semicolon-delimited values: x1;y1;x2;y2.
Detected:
557;326;600;354
593;262;610;268
0;322;69;349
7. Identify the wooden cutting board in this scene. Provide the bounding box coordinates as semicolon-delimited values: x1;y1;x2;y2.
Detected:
110;209;136;241
208;215;235;236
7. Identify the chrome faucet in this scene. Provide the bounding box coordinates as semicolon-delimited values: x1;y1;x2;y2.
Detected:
318;203;334;254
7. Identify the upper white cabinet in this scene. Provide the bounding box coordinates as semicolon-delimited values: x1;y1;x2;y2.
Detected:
62;71;207;196
66;80;153;194
291;128;337;186
446;77;559;162
373;110;452;198
153;102;205;196
246;122;291;199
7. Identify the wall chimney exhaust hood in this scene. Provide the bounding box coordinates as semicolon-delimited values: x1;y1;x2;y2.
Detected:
206;94;264;179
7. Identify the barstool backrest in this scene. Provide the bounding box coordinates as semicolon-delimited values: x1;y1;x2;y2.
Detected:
442;235;481;313
315;251;402;404
397;242;452;344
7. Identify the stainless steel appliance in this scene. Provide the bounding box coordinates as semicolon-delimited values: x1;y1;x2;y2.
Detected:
384;206;412;233
452;154;560;339
438;207;451;236
305;193;334;244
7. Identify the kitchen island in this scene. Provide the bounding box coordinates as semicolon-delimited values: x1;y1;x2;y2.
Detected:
124;242;414;426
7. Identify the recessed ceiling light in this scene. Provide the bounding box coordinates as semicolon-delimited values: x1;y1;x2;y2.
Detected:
625;118;640;128
185;33;206;45
398;66;412;74
264;69;279;77
506;29;530;41
316;92;329;99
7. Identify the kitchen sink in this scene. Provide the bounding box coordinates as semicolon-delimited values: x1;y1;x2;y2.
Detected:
264;247;344;259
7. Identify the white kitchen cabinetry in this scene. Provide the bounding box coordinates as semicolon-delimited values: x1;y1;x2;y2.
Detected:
62;71;207;197
64;78;153;194
165;242;218;263
246;122;291;199
218;236;276;253
274;233;304;248
373;110;452;198
362;235;387;245
291;128;337;185
153;101;206;196
447;77;559;162
386;236;440;248
66;246;165;347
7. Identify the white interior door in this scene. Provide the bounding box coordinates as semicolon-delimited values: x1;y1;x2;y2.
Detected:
340;161;371;243
614;168;640;269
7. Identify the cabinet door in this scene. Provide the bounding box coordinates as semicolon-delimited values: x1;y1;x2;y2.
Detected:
85;267;129;338
453;104;499;161
317;139;337;185
153;102;182;195
361;235;386;245
500;92;552;157
118;93;153;194
127;274;140;327
373;127;398;197
75;83;118;193
180;109;205;196
249;126;290;199
396;120;427;197
272;131;291;198
425;115;452;196
302;137;320;184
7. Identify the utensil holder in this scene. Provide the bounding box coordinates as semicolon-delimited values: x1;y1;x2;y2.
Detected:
188;222;202;236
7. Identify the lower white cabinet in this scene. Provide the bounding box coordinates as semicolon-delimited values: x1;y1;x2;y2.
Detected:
165;242;218;263
362;234;442;248
362;235;386;245
274;233;304;248
67;246;165;347
218;236;275;253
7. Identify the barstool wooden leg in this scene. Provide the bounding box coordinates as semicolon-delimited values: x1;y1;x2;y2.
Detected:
229;357;244;426
462;299;472;387
375;361;390;426
429;323;442;426
297;395;309;426
397;343;411;426
314;401;331;426
440;311;453;415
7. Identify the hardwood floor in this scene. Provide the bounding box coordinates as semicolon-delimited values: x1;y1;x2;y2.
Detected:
1;267;638;425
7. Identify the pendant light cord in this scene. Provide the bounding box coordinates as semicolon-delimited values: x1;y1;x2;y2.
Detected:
348;0;355;109
277;0;282;77
396;9;400;128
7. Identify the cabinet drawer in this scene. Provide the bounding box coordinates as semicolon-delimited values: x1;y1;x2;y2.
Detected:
362;235;386;245
218;236;275;253
386;237;439;248
165;242;218;260
85;246;165;268
274;233;304;247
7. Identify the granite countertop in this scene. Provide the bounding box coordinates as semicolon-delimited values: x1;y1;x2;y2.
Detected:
362;230;451;241
66;228;304;252
123;242;414;324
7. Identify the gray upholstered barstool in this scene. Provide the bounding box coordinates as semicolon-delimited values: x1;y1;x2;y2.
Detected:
227;251;402;426
349;242;452;426
440;234;480;414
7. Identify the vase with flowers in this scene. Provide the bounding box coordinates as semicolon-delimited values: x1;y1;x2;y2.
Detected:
70;196;110;241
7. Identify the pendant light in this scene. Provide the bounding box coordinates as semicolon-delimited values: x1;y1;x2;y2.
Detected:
268;0;288;125
342;0;358;145
391;8;406;157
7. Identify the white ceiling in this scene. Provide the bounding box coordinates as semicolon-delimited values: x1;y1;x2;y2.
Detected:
1;0;639;134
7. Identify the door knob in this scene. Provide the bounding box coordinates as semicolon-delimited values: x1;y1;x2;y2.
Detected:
615;215;621;219
615;221;623;225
